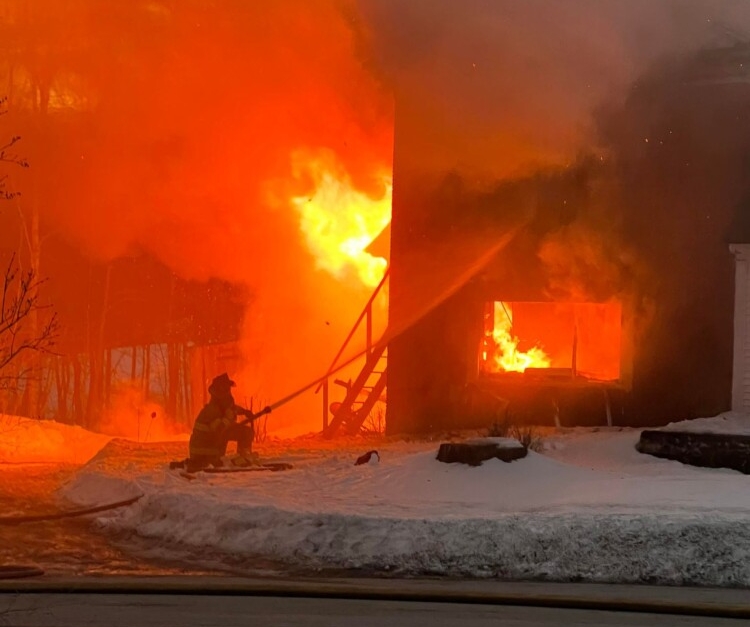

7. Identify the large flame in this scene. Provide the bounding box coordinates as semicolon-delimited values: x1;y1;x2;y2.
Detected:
490;302;550;372
291;156;392;288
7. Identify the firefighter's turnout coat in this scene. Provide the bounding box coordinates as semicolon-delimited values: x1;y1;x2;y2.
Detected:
188;398;238;458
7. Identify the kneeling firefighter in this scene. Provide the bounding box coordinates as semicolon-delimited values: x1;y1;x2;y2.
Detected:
188;372;270;470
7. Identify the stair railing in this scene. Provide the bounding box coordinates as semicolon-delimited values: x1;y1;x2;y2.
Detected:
316;265;390;430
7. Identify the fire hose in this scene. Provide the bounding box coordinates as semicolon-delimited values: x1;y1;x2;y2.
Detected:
0;495;144;526
0;353;382;577
0;495;144;579
236;229;518;426
0;231;519;580
237;340;384;426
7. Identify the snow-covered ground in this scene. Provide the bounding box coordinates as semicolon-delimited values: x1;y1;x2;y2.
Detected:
52;412;750;586
0;414;111;464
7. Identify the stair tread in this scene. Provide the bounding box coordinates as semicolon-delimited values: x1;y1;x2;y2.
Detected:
322;282;389;436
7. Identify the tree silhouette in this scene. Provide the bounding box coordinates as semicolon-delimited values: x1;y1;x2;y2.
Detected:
0;252;58;388
0;96;57;399
0;96;28;200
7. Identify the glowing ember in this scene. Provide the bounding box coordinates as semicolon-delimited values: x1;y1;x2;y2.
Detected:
488;302;551;372
292;156;391;288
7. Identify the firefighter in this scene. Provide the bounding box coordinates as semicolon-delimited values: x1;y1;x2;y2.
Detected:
188;372;259;471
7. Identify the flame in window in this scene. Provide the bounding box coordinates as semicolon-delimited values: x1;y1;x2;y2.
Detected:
486;302;551;372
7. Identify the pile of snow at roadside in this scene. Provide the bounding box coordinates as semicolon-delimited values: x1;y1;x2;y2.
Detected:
0;414;111;464
60;422;750;585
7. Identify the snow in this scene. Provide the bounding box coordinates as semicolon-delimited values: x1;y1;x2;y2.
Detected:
0;414;111;464
661;411;750;436
53;411;750;585
463;437;524;449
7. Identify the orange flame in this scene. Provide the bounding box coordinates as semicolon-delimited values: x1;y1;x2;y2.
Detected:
291;155;391;288
490;302;550;372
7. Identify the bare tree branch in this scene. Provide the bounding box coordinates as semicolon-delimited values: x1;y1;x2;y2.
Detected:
0;254;59;390
0;95;28;201
0;96;54;397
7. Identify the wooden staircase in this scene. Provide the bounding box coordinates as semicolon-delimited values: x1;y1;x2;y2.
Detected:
323;345;387;437
317;268;389;437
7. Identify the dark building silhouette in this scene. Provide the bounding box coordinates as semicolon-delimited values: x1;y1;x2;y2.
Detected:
386;44;750;434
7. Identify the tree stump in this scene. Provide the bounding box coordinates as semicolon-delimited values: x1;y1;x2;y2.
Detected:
437;437;527;466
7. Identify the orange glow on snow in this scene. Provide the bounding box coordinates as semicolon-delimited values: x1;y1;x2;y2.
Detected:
292;157;391;288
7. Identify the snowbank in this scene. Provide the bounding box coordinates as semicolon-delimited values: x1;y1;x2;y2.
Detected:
662;411;750;436
0;414;111;464
61;429;750;585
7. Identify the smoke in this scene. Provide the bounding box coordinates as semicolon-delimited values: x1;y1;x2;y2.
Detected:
6;1;394;433
357;0;750;302
8;1;750;431
591;45;750;420
359;0;750;179
360;0;750;423
97;384;183;442
49;1;392;275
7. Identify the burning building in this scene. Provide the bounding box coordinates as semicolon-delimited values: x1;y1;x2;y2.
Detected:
384;164;635;433
381;39;750;435
3;2;750;440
